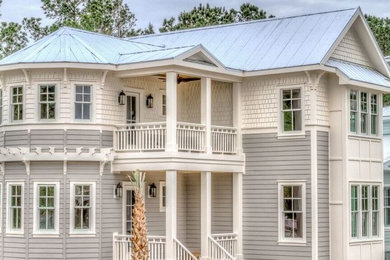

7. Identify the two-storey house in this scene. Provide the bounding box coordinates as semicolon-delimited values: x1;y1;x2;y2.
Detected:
0;7;388;260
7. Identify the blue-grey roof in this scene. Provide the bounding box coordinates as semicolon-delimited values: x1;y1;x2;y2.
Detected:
130;8;358;71
0;8;358;71
384;106;390;118
0;27;164;65
327;58;390;87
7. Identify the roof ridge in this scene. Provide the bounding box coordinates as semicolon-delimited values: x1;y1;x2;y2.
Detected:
129;8;358;40
119;45;195;56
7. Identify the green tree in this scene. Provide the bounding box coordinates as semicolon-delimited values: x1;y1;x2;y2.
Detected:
159;3;273;32
365;15;390;56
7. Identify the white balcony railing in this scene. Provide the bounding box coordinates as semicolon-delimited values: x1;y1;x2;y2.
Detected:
211;233;238;258
211;126;237;154
174;237;198;260
114;122;166;151
113;233;166;260
208;235;236;260
177;122;205;152
114;122;238;154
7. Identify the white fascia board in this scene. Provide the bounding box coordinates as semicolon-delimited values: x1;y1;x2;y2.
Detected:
173;44;226;69
0;62;116;72
243;64;325;77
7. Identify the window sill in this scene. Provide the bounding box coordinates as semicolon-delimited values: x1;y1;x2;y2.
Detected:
32;233;60;238
349;238;382;245
348;134;381;141
277;132;306;140
68;233;96;238
5;232;24;237
277;240;307;246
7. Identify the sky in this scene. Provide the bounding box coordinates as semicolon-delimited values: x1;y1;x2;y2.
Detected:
1;0;390;31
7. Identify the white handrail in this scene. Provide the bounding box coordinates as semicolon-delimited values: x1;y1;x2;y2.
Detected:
174;237;198;260
211;126;237;154
114;123;166;151
177;122;205;152
211;233;238;258
113;233;166;260
209;235;235;260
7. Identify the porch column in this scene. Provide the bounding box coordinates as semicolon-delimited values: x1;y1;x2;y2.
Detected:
201;77;212;153
200;171;212;259
165;170;177;260
166;72;178;152
233;172;243;259
233;82;242;154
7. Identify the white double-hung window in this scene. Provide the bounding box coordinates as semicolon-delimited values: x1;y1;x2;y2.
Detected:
7;183;24;234
280;88;302;133
278;182;306;243
350;184;380;239
33;182;59;235
349;89;379;136
11;86;23;121
70;182;95;234
39;85;56;120
75;85;92;120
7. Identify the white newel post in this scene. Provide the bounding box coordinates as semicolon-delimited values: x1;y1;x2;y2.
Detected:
166;72;178;152
201;77;212;153
166;170;177;260
201;171;212;259
233;172;243;259
233;82;242;154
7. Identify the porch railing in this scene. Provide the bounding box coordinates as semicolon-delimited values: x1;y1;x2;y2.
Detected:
211;126;237;154
173;237;198;260
114;122;166;151
208;235;235;260
114;122;238;154
211;233;238;258
112;233;166;260
177;122;205;152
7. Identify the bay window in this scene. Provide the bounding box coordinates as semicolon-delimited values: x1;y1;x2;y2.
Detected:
349;89;379;135
70;182;95;234
278;182;306;243
39;85;56;120
350;184;380;239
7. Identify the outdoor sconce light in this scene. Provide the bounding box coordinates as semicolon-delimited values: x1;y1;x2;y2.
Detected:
148;183;157;198
146;94;154;108
114;183;123;198
118;91;126;105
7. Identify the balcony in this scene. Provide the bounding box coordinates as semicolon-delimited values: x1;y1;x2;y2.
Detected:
114;122;238;154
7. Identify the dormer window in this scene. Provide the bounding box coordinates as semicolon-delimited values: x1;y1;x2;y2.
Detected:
11;86;23;121
39;85;56;120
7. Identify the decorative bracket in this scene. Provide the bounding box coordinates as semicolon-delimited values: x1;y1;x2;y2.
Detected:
305;70;326;91
22;160;30;175
22;69;31;89
63;68;68;88
0;73;5;91
99;160;107;176
101;70;108;89
63;160;67;175
0;162;4;175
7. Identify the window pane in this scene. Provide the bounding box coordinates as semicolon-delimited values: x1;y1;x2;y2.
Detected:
372;212;379;236
83;208;90;229
284;186;292;198
361;113;367;134
292;99;300;109
48;103;55;119
47;209;55;229
350;112;357;133
294;213;303;238
283;111;292;131
293;111;302;130
76;94;83;102
84;94;91;102
284;213;294;238
293;199;302;211
292;89;300;98
283;100;291;110
362;212;369;237
76;85;83;93
351;212;358;238
75;208;81;229
284;199;292;211
282;90;291;99
371;115;377;135
83;104;90;120
75;103;82;119
40;104;47;119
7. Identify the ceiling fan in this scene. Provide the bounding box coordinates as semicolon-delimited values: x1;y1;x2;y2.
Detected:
156;74;200;84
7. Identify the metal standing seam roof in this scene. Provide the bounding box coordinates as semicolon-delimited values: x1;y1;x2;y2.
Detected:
129;8;358;71
326;58;390;87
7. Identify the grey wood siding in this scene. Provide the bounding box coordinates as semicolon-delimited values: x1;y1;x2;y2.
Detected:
145;172;166;236
242;132;312;259
212;173;233;234
317;131;330;260
2;129;114;150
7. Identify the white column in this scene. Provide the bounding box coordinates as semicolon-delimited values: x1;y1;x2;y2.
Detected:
166;72;178;152
201;77;212;154
200;171;212;259
233;82;242;154
165;170;177;260
233;172;243;260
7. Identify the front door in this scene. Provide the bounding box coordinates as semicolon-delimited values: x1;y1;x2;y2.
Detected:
122;185;135;235
126;92;140;124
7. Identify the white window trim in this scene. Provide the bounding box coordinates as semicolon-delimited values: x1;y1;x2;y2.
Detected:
6;182;24;235
277;181;306;245
32;182;60;236
71;83;95;123
9;85;25;123
349;183;382;242
348;89;380;137
385;185;390;230
277;85;305;138
38;84;58;121
159;181;166;212
69;182;96;236
0;183;2;233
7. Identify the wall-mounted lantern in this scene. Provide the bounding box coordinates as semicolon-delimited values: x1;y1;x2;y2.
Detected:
114;182;123;198
146;94;154;108
118;91;126;105
148;183;157;198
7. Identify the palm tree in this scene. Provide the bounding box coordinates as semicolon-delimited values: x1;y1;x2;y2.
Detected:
129;170;148;260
